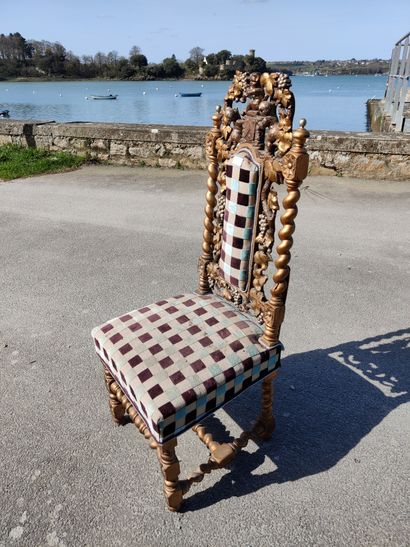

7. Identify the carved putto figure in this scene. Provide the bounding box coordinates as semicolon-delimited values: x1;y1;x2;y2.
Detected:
215;70;297;167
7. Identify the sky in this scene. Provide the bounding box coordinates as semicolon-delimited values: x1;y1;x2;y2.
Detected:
3;0;410;63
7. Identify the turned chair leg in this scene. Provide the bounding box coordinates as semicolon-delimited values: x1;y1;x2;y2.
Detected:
102;364;276;511
253;371;277;440
103;367;126;425
156;439;183;512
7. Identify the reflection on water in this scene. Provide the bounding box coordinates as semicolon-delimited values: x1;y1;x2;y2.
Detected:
0;76;387;131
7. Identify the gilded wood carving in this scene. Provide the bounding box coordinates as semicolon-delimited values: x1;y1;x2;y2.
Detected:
101;72;309;512
104;366;279;511
197;70;309;346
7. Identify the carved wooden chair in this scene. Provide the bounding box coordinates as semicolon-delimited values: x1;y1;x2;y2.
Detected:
92;71;309;511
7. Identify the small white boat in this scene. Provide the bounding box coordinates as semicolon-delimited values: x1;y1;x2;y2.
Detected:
87;94;118;100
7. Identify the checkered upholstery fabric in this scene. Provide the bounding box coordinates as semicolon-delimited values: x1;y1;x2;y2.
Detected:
92;293;281;444
219;151;260;291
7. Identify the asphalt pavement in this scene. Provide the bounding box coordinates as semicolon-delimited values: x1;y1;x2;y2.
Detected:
0;165;409;546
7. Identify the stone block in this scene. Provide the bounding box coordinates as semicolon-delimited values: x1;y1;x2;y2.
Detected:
34;137;52;149
129;145;152;158
53;136;70;149
158;158;177;168
154;143;167;157
90;139;109;151
90;151;110;162
72;138;89;150
110;141;127;156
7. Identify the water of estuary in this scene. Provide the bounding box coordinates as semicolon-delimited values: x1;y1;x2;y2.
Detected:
0;75;386;131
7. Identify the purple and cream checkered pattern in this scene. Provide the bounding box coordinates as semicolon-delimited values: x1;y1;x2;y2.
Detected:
92;293;281;444
219;151;260;291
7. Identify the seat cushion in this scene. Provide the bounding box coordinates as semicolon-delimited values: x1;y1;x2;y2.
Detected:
92;293;281;444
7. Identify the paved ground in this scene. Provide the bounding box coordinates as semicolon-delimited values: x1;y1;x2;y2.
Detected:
0;165;409;547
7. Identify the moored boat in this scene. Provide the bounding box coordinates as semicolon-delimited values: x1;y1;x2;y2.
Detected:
178;92;202;97
87;94;118;100
0;109;10;117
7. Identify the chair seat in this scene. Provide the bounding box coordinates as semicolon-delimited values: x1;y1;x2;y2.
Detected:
92;293;282;444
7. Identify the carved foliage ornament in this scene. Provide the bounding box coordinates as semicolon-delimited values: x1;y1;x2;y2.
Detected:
200;71;309;329
221;70;295;160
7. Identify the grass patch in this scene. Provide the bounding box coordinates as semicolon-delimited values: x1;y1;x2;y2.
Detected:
0;144;86;181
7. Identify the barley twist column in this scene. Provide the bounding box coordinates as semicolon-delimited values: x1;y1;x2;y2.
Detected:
157;439;183;512
198;106;222;294
253;371;278;440
261;119;309;347
103;367;126;425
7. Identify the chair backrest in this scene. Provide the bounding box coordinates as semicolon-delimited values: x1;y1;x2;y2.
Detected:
197;71;310;348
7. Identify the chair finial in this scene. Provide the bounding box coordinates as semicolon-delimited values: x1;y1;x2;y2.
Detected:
292;119;309;150
212;105;222;128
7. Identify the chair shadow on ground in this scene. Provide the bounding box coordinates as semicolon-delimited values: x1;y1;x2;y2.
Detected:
182;328;410;511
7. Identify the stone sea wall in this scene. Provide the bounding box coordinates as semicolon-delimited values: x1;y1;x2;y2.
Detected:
0;120;409;180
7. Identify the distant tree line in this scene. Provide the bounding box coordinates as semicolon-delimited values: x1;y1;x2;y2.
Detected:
0;33;389;80
267;58;390;75
0;34;268;80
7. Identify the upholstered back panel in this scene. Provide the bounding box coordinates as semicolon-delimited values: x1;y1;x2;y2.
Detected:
218;151;261;291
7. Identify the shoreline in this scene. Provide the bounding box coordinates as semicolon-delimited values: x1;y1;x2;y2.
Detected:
1;73;389;83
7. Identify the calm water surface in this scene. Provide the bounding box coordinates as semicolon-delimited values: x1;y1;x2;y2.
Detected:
0;76;387;131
